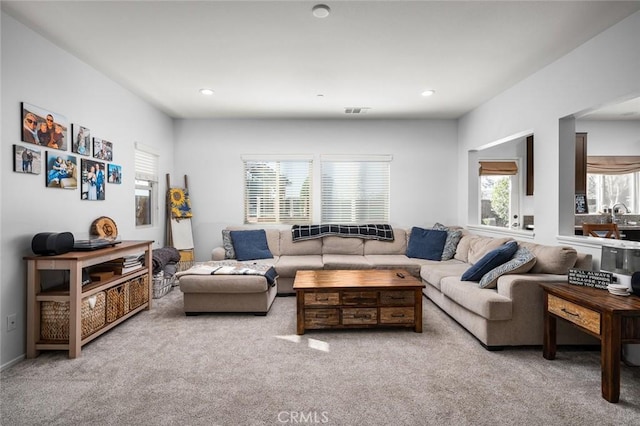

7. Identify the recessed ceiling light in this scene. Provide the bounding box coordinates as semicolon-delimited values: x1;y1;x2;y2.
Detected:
312;4;330;18
421;90;436;97
199;88;214;96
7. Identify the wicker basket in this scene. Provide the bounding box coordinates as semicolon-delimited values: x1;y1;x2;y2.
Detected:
152;272;175;299
177;260;194;273
177;249;195;273
129;275;149;310
40;291;106;341
106;282;130;323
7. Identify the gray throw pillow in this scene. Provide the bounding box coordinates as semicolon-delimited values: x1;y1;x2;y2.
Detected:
478;246;537;289
222;230;236;259
433;222;463;261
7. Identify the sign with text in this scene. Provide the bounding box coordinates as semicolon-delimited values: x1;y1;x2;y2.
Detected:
568;268;612;290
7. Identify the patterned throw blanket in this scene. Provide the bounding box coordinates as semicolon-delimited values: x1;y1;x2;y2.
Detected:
175;260;278;286
291;224;394;242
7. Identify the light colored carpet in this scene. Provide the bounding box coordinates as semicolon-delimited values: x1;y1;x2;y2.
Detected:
2;289;640;425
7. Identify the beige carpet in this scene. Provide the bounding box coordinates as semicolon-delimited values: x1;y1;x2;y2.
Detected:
2;288;640;425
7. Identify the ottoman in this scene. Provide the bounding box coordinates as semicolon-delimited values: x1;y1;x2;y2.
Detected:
178;274;277;315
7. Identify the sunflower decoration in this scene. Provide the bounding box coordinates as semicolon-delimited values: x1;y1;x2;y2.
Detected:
169;188;192;219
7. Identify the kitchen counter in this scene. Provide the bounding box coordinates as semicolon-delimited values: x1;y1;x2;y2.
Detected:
574;224;640;231
574;224;640;241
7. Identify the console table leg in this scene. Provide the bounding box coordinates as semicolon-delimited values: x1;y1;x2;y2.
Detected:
543;294;556;360
601;312;621;403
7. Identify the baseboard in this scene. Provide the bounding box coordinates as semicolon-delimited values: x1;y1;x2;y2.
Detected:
1;354;25;372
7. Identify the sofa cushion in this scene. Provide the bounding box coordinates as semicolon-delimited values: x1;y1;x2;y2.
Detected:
420;261;469;290
230;230;273;261
323;254;372;269
179;274;269;293
440;277;513;320
280;230;322;255
478;246;537;289
365;254;423;276
365;254;417;266
467;236;513;265
518;242;578;275
406;227;448;260
432;223;463;261
461;241;518;282
322;236;364;255
364;228;407;255
275;255;324;278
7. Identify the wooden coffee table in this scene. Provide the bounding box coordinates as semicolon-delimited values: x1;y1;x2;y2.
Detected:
293;269;425;335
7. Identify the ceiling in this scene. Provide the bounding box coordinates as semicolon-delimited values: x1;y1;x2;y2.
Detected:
580;96;640;121
3;1;640;120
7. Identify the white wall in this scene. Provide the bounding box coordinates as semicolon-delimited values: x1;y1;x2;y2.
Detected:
1;13;174;367
576;120;640;156
457;10;640;259
172;119;458;260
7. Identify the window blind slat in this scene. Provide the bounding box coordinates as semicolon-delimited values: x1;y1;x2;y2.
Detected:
321;160;390;223
135;150;158;182
244;160;312;224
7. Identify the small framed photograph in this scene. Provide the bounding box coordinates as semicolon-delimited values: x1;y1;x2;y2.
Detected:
575;193;588;214
108;164;122;184
81;159;106;200
45;152;78;189
13;144;42;175
21;102;68;150
93;138;113;161
72;124;91;156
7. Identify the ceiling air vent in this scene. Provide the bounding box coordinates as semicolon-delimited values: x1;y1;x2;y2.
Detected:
344;107;371;114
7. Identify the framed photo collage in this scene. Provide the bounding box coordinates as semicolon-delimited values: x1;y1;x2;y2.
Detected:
15;102;122;200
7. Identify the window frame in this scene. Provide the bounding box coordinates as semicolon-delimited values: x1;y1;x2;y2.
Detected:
478;159;521;229
586;171;638;215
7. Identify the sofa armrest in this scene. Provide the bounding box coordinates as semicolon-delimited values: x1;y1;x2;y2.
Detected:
211;247;226;261
496;273;567;300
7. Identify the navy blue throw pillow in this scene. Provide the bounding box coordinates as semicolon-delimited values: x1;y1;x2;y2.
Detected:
406;227;448;261
461;241;518;282
229;230;273;261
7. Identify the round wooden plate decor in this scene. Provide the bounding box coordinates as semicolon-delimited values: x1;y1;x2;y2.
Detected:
90;216;118;239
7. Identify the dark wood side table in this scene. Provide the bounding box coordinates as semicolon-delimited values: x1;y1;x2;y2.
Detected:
540;282;640;403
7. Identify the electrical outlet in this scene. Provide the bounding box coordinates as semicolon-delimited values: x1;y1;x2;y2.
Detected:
7;314;17;331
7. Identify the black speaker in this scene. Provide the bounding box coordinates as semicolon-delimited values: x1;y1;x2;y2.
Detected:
631;272;640;297
31;232;75;255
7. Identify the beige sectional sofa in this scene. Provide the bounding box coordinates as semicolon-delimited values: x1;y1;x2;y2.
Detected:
184;225;595;349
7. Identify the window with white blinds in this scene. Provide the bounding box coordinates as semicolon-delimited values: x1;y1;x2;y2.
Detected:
135;145;158;227
134;148;158;182
321;156;391;223
243;159;312;224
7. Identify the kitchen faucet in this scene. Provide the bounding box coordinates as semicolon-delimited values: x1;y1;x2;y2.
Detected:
611;202;629;223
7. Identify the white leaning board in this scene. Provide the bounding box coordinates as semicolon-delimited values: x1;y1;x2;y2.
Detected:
170;218;194;250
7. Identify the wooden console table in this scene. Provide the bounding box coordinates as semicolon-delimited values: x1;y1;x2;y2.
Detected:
25;240;153;359
540;282;640;403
